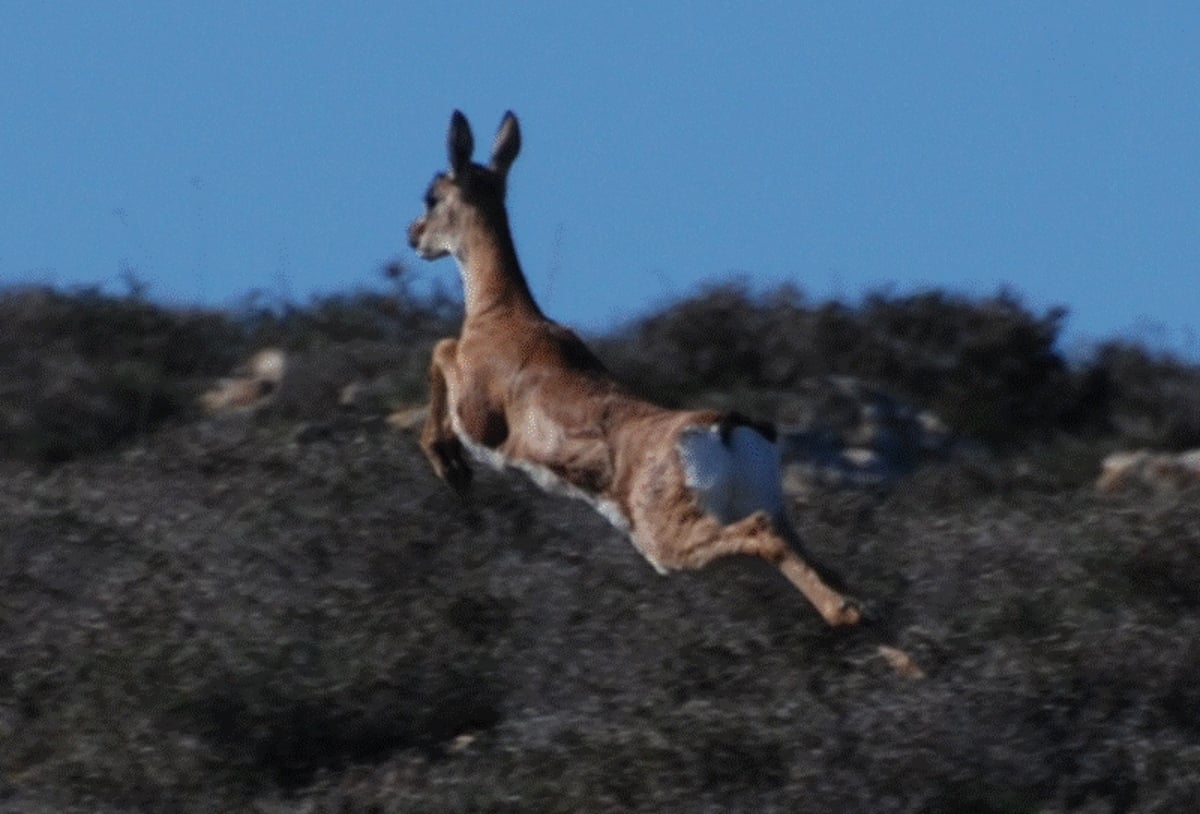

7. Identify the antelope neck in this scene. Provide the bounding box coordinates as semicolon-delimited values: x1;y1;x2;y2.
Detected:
455;212;542;321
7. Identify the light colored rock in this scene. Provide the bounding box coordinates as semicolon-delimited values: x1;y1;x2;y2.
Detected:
1097;448;1200;494
200;348;286;413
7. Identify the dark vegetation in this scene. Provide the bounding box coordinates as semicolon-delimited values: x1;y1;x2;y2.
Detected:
596;283;1200;451
2;276;1200;812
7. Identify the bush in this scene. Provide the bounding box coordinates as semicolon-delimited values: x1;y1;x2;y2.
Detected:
0;273;459;464
0;286;244;462
8;277;1196;464
597;283;1073;447
1077;341;1200;450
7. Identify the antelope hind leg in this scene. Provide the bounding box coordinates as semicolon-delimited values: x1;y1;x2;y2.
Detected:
676;511;863;627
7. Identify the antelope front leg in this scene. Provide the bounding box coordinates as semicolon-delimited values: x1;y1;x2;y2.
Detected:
420;338;472;493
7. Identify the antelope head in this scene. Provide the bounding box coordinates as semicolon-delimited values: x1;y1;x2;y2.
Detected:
407;110;521;262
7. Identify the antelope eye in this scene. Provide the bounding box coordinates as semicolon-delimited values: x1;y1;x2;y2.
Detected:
424;193;438;209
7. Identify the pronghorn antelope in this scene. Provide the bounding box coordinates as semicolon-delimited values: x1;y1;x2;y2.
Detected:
407;110;862;628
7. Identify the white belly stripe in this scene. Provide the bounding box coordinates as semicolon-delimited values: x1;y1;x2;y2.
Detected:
449;407;631;535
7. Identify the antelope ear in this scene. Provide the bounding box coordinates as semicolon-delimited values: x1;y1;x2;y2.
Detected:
447;110;474;175
490;111;521;176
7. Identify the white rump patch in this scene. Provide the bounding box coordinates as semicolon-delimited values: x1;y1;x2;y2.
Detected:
677;424;785;525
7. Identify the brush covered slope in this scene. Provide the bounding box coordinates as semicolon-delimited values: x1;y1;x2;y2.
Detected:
3;284;1200;813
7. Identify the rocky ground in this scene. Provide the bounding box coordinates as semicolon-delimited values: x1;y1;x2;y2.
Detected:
2;284;1200;812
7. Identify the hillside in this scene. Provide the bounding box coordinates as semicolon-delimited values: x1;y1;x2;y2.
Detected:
2;283;1200;813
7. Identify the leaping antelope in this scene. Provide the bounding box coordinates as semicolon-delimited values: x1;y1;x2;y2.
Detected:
407;110;862;628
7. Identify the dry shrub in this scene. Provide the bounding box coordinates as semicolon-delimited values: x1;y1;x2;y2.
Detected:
597;283;1072;447
4;279;1200;812
0;276;458;463
3;417;1200;813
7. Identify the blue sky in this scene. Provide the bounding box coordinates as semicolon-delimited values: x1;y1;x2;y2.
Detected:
3;3;1198;356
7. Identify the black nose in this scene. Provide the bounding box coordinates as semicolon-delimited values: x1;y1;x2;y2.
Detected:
407;220;422;248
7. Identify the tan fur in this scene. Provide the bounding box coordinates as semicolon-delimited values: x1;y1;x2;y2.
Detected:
407;111;860;627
